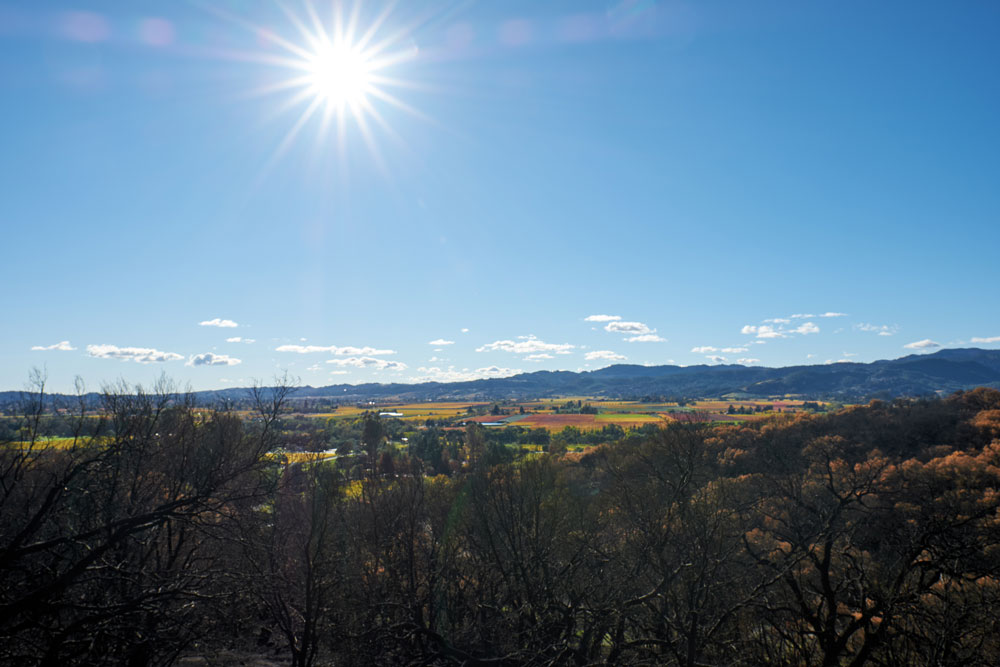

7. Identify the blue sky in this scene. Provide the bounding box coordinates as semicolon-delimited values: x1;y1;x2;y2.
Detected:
2;0;999;393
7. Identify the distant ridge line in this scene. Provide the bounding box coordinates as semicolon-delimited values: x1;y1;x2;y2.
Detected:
3;348;1000;406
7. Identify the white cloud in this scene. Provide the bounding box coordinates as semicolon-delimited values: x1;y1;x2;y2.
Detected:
276;344;396;356
790;314;815;319
87;344;183;364
199;318;238;328
187;352;242;367
855;323;898;337
476;336;574;355
585;350;627;361
524;353;555;361
428;338;455;345
226;337;242;343
460;328;470;333
628;334;666;343
758;329;786;339
329;370;349;375
737;358;761;365
585;314;622;322
694;344;749;354
707;355;727;363
903;339;941;350
971;336;1000;344
410;365;520;383
819;312;847;318
605;320;652;335
743;319;819;338
31;341;76;351
792;321;820;335
326;357;407;371
742;324;786;339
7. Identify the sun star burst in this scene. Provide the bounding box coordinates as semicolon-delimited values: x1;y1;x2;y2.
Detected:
228;1;425;169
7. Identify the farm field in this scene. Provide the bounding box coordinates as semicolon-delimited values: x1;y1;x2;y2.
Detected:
513;412;667;431
288;397;831;433
6;437;81;450
301;402;489;422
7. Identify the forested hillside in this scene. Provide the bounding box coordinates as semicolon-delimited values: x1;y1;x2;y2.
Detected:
2;382;1000;665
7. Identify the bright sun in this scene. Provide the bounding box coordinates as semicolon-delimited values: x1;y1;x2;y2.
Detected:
305;42;372;108
228;1;423;165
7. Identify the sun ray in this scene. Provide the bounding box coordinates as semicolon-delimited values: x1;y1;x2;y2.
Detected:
344;1;363;47
351;100;389;176
253;93;326;187
277;2;320;52
243;74;315;101
302;0;330;46
365;86;431;123
354;1;396;53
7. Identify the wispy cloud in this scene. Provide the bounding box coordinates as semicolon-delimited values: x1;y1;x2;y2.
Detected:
855;323;898;337
585;314;622;322
694;345;747;353
276;344;396;355
199;318;238;328
627;333;666;343
477;336;574;355
187;353;242;367
737;358;761;365
524;353;555;361
87;344;183;363
903;339;941;350
326;357;407;371
31;341;76;351
971;336;1000;344
742;325;787;339
226;336;256;344
707;355;727;363
410;365;520;383
742;319;819;338
428;338;455;345
605;320;652;335
786;312;845;319
585;350;627;361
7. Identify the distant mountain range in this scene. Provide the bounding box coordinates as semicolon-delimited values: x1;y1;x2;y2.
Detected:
4;348;1000;408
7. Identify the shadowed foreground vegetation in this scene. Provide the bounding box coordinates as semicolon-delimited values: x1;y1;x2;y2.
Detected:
3;377;1000;666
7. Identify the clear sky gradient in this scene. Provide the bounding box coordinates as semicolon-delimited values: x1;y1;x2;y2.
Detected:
2;0;999;393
